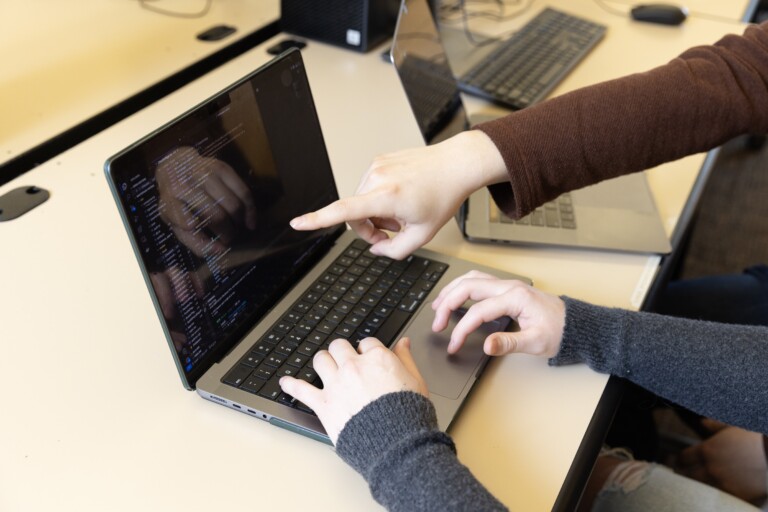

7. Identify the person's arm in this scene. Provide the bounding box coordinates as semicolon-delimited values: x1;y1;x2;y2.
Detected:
479;21;768;218
431;272;768;434
335;391;507;512
290;23;768;259
552;297;768;434
278;337;507;511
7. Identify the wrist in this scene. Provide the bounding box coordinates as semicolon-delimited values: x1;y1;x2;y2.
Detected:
445;130;508;192
335;391;443;476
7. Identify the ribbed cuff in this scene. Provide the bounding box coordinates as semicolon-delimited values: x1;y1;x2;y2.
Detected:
335;391;450;477
549;297;627;377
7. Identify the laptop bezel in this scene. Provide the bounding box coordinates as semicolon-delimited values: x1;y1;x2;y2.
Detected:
104;49;346;389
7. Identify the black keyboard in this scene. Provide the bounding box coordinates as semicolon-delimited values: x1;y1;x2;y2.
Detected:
222;239;448;414
459;8;606;110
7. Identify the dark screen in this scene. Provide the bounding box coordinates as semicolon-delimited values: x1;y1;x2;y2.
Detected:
391;0;469;144
107;51;342;385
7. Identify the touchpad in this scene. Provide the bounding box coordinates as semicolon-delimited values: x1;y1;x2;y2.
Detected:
406;309;510;399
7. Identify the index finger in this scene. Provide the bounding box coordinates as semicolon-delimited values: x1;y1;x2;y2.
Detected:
279;376;322;411
290;193;392;231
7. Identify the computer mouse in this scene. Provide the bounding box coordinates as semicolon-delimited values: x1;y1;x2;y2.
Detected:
630;4;688;26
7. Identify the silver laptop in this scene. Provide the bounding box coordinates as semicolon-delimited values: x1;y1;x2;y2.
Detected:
391;0;671;254
104;49;531;443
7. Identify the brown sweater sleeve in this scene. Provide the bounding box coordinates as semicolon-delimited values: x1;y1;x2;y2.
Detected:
476;22;768;218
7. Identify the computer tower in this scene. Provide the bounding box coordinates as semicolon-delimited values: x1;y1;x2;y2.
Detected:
280;0;400;52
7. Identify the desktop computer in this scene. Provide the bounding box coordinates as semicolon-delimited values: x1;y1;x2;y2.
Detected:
280;0;400;52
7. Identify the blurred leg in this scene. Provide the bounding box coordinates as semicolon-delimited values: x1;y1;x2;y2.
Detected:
590;460;760;512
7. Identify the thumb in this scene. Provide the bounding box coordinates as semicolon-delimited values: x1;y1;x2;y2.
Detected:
484;331;521;356
485;329;555;357
393;337;429;397
370;225;434;260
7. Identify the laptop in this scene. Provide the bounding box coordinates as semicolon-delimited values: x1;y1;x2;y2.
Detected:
391;0;672;254
104;48;531;444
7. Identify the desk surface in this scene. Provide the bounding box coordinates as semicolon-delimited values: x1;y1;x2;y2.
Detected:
0;0;279;172
0;2;752;511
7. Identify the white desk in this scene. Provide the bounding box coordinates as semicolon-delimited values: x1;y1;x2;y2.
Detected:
0;2;751;511
0;0;279;171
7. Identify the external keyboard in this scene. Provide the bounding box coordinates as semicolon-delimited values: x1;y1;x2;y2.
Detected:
222;239;448;414
459;8;606;110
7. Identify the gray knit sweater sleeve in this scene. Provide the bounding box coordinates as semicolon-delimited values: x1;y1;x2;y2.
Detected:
335;391;507;511
552;297;768;434
334;297;768;508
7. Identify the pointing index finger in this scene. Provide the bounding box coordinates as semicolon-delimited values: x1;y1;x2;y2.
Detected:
290;194;392;231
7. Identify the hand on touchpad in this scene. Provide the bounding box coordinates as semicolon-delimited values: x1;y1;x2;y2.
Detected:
407;308;509;399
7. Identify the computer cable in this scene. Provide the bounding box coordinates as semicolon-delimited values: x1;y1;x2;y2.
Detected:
138;0;213;19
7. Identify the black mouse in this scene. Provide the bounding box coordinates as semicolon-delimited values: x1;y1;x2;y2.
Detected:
630;4;688;26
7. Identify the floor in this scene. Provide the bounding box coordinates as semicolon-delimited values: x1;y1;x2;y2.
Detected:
677;135;768;280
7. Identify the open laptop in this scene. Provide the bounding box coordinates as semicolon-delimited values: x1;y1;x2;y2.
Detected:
391;0;672;254
104;48;531;444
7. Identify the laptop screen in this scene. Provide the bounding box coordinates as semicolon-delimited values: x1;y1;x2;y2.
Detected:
391;0;469;145
106;50;344;387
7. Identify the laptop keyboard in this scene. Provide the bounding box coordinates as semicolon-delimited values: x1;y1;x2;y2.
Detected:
499;193;576;229
458;8;606;110
222;239;448;414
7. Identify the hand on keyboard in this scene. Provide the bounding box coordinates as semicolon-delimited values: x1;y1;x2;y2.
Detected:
279;337;428;444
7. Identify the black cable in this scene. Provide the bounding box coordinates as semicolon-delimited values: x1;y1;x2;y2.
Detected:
138;0;212;19
440;0;536;47
592;0;626;17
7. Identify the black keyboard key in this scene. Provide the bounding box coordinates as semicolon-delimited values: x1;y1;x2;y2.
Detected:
306;331;328;345
348;264;365;276
277;392;298;408
282;311;301;324
255;363;276;380
297;366;318;383
261;331;284;344
293;302;312;315
334;302;353;315
273;321;293;333
240;376;266;395
276;364;299;378
334;325;355;338
223;364;253;387
263;354;285;368
241;352;264;368
252;342;273;356
286;352;310;368
257;376;283;400
374;305;393;317
296;341;320;357
336;256;354;267
375;309;411;345
274;342;297;357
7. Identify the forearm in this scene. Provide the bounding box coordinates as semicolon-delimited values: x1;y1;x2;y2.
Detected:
550;297;768;434
335;392;507;512
477;22;768;217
